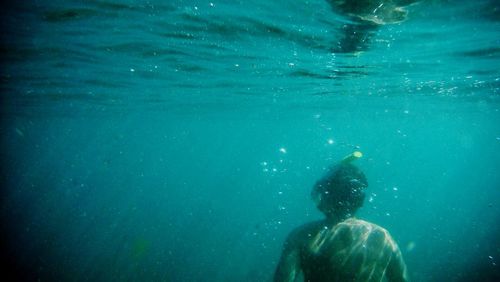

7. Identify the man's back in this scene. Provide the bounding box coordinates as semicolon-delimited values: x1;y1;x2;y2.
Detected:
275;218;408;282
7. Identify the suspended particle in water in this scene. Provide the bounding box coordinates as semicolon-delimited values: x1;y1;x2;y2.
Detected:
327;139;334;145
488;255;496;266
279;147;287;154
406;241;416;252
15;128;24;137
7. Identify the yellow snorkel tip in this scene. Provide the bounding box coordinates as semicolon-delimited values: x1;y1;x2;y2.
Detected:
341;151;363;164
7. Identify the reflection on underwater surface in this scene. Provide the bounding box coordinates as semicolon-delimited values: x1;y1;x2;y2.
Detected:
1;0;499;114
0;0;499;281
327;0;421;53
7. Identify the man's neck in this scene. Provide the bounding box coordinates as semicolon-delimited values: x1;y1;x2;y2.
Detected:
325;212;353;225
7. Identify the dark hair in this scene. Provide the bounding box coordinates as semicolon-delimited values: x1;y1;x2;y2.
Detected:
311;163;368;218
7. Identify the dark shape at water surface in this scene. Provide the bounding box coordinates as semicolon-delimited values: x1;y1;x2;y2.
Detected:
290;67;370;80
328;0;410;24
43;8;98;22
88;0;135;11
333;23;378;53
456;47;500;58
290;70;335;80
327;0;420;53
479;0;500;21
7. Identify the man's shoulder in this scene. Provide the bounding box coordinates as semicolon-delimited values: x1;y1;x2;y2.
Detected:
285;220;326;244
289;220;325;235
338;218;400;252
337;218;394;240
288;218;389;237
340;218;389;232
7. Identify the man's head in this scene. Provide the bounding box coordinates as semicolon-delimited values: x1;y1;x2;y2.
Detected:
311;163;368;219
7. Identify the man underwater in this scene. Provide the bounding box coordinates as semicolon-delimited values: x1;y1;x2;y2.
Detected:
274;152;409;282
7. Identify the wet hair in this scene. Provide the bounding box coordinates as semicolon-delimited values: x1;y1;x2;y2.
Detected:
311;163;368;218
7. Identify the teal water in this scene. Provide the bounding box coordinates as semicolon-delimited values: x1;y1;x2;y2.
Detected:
1;0;499;281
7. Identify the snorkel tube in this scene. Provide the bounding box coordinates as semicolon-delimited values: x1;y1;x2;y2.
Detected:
341;151;363;164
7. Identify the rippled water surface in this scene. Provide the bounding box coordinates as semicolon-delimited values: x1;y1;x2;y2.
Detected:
1;1;499;281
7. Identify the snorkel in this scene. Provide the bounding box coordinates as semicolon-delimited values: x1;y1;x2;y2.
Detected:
341;151;363;164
